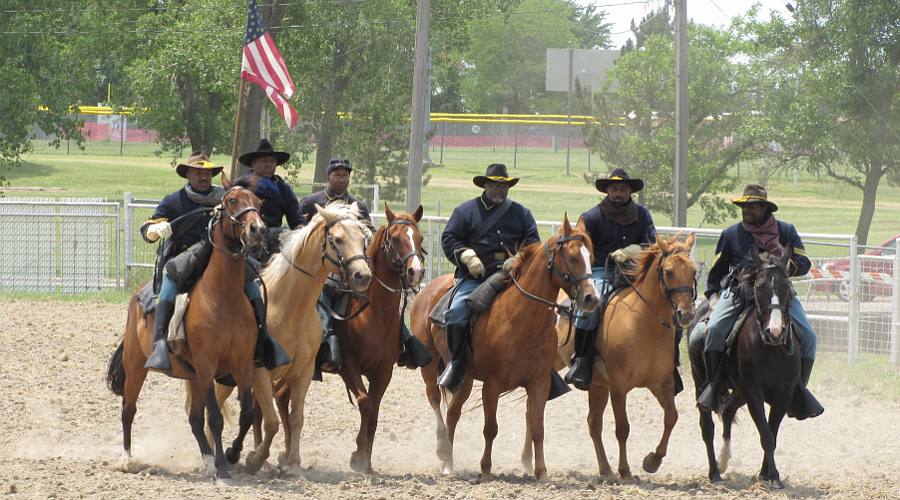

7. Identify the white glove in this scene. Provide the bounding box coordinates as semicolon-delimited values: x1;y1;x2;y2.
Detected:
460;248;485;278
145;221;173;242
611;244;642;263
501;255;520;272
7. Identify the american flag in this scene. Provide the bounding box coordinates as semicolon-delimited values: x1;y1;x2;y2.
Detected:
241;0;298;128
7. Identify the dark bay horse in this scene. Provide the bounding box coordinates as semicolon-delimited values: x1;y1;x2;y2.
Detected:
217;202;373;475
409;215;599;481
555;234;697;480
107;180;265;479
689;247;800;489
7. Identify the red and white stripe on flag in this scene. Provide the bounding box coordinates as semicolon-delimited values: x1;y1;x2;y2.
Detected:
241;0;298;129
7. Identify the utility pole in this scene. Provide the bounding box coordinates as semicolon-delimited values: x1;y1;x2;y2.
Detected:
566;47;573;176
674;0;689;227
406;0;431;213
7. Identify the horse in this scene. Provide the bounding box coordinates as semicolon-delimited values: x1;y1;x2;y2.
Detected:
688;246;800;489
216;202;373;475
409;215;600;481
555;234;697;480
106;179;266;479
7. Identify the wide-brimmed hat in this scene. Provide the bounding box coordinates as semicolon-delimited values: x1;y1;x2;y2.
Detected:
594;167;644;193
473;163;519;188
175;152;223;178
732;184;778;212
327;158;352;175
238;138;291;166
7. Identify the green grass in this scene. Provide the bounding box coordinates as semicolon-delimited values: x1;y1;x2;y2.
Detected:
0;289;133;304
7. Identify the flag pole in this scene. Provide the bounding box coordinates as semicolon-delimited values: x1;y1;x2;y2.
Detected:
229;78;248;179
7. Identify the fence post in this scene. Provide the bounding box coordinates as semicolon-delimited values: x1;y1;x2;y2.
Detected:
848;235;860;365
891;237;899;369
372;183;380;214
124;192;133;288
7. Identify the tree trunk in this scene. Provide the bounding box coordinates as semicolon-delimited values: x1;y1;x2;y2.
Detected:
313;42;350;187
854;161;883;245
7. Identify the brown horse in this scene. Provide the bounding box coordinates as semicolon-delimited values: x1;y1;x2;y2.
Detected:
555;234;697;480
216;202;373;475
410;215;599;481
106;179;266;479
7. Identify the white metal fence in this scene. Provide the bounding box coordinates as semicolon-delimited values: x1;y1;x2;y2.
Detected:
1;194;896;368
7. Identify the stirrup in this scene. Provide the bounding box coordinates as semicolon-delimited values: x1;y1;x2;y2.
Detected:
564;357;592;391
437;362;465;393
144;340;171;371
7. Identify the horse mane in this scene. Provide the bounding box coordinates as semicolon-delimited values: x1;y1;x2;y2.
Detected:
626;236;693;286
261;202;368;284
509;240;542;277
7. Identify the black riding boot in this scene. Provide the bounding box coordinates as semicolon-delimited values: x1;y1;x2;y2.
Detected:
564;327;596;391
788;357;824;420
548;370;572;400
250;298;291;370
397;321;432;369
697;350;725;412
438;325;468;393
145;300;175;371
315;329;342;373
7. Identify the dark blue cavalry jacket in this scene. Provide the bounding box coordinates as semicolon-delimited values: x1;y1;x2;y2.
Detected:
441;195;541;281
579;202;656;269
140;186;214;255
298;189;371;225
236;174;304;229
705;220;811;298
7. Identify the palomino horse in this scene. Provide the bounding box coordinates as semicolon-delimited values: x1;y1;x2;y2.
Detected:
556;234;697;480
271;203;427;474
106;180;266;479
688;247;800;489
218;202;373;475
410;215;600;481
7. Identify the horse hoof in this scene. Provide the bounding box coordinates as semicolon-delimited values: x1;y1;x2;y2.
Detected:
771;479;785;489
349;452;369;473
225;447;241;465
244;453;265;475
217;468;232;481
534;469;549;482
202;455;217;479
441;465;454;476
710;473;724;484
642;452;662;473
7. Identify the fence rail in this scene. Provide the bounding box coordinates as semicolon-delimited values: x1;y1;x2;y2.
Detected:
1;194;896;368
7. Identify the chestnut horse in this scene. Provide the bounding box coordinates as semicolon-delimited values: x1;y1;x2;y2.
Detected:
688;247;800;489
555;234;697;480
106;180;265;479
410;215;600;481
216;202;373;475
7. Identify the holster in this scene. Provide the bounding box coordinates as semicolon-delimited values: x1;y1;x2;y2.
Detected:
465;271;510;313
164;240;212;291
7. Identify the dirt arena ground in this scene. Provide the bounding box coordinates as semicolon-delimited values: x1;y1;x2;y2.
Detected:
1;299;899;499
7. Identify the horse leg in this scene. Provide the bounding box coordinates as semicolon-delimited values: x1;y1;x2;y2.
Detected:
276;387;291;452
699;409;722;483
610;390;632;480
341;365;372;473
761;405;787;489
225;373;255;465
245;370;277;475
282;373;313;475
421;360;453;475
444;376;474;475
587;383;614;478
119;356;147;471
203;384;230;479
186;377;217;479
718;394;744;474
362;372;391;474
642;382;678;474
479;381;501;482
521;406;534;477
745;391;780;489
525;379;550;482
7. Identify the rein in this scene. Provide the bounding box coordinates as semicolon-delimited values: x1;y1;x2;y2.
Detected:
372;219;425;295
280;216;369;280
207;188;261;260
750;263;795;352
614;249;696;329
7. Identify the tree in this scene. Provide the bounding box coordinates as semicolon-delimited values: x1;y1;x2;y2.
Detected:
620;4;673;53
584;25;770;224
567;2;612;50
746;0;900;244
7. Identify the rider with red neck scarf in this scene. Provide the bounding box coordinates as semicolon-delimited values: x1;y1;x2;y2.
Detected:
690;184;823;420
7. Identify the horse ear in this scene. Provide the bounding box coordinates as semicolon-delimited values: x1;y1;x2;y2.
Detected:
414;204;424;222
658;236;669;253
220;172;232;189
315;203;335;224
384;202;395;223
562;212;572;235
684;232;696;250
575;216;587;233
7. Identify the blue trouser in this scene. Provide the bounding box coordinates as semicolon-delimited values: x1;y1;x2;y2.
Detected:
689;288;817;360
444;278;482;328
575;267;610;330
158;270;260;303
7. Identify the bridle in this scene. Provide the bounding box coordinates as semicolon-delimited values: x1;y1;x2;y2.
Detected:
281;216;369;281
615;248;697;329
207;186;261;260
373;219;426;294
750;262;794;350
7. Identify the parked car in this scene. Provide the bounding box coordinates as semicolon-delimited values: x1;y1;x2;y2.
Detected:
812;234;898;301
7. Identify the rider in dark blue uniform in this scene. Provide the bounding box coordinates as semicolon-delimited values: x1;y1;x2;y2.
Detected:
438;163;542;392
141;153;290;373
565;168;657;390
690;184;823;420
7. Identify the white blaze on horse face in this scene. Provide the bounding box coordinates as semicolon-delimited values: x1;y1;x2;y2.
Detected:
767;292;783;337
406;227;423;272
579;246;599;296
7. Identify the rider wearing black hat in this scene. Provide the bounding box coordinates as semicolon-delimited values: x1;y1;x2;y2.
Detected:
298;158;372;225
564;167;658;391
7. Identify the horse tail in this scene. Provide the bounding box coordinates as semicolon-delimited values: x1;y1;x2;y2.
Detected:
106;341;126;397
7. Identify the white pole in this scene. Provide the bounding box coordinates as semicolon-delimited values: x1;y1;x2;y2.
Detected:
891;238;899;369
848;236;860;365
124;192;133;287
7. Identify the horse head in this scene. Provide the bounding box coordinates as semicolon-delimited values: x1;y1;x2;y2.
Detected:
658;233;698;328
545;214;599;312
746;245;794;342
382;203;426;289
216;175;265;252
316;202;373;293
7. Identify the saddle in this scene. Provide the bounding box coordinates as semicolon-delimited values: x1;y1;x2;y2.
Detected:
429;272;510;328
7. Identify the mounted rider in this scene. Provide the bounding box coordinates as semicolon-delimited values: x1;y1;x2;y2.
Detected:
690;184;823;420
234;138;304;262
564;168;658;390
141;152;290;373
438;163;544;392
